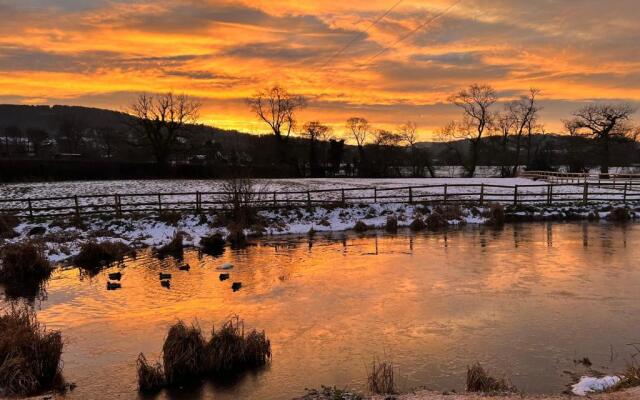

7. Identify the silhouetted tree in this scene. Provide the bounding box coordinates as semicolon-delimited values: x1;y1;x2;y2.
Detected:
301;121;331;177
129;92;201;166
246;85;306;141
508;88;540;175
564;103;636;176
25;128;49;156
328;139;345;176
399;121;419;176
446;84;497;177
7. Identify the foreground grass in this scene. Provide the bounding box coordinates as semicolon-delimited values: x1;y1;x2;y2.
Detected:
0;306;64;397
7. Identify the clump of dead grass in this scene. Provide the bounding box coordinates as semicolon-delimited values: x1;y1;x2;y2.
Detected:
466;363;514;393
367;359;395;395
0;242;52;298
0;306;64;397
155;233;184;259
410;217;427;231
425;212;447;230
353;220;369;232
385;216;398;233
484;203;505;226
136;316;271;392
607;207;631;222
0;213;19;238
73;241;134;271
157;211;182;226
200;233;225;256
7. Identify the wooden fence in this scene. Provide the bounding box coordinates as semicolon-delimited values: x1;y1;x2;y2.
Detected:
1;182;639;218
521;170;640;186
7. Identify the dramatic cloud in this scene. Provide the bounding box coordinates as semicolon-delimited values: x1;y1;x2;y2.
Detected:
1;0;639;138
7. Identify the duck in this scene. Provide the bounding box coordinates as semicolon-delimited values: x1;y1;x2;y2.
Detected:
219;262;233;270
179;264;190;271
159;272;172;280
108;272;122;281
219;273;230;281
106;281;121;290
161;280;171;289
231;282;242;292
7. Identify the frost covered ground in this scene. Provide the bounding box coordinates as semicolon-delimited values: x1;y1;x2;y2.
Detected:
2;199;638;264
1;177;637;217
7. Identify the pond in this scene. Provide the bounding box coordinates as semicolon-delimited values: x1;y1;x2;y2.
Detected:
2;222;640;399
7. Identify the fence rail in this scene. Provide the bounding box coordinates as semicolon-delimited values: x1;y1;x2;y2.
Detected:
1;181;638;218
521;170;640;186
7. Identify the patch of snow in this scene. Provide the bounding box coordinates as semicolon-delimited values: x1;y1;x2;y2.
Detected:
571;375;621;396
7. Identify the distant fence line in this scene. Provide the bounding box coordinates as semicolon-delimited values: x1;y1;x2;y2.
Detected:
1;182;639;218
520;170;640;185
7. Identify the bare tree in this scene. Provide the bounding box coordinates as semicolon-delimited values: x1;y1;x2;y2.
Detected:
564;103;637;176
508;88;540;175
129;92;200;166
346;117;370;157
447;84;497;177
301;121;332;177
246;85;306;141
399;121;419;176
493;112;516;177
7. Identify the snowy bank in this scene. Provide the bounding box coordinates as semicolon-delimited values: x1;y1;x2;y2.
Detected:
572;376;622;395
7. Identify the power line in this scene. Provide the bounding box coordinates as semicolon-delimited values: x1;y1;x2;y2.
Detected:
359;0;464;67
315;0;404;71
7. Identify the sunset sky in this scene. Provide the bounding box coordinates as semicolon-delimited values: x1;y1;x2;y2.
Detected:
1;0;639;140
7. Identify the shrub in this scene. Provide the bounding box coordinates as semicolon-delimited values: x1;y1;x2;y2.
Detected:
367;359;395;395
156;233;184;259
0;306;64;396
385;216;398;233
200;233;225;256
409;217;427;231
435;205;463;220
607;207;631;222
0;242;52;298
0;213;19;238
484;203;505;226
136;317;271;392
353;220;369;232
136;353;165;393
466;363;513;393
157;211;182;226
162;321;206;384
425;213;447;230
226;225;247;248
73;241;134;271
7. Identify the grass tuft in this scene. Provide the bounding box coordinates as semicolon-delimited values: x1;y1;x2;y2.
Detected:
200;233;226;256
410;217;427;231
0;213;19;238
466;363;514;393
484;203;505;226
0;242;52;298
136;353;165;393
73;241;134;271
0;306;64;397
385;216;398;233
607;207;631;222
353;220;369;232
367;359;395;395
157;211;182;226
162;321;206;384
155;233;184;259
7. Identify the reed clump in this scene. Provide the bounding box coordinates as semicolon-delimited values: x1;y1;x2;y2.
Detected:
0;306;64;397
0;213;19;238
466;363;514;393
607;207;631;222
385;216;398;233
484;203;505;226
73;241;134;270
353;220;369;232
410;217;427;231
367;359;395;395
0;242;52;297
200;233;226;256
155;233;184;259
136;317;271;392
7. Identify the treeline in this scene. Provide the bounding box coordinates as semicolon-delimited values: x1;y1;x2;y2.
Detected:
0;83;639;182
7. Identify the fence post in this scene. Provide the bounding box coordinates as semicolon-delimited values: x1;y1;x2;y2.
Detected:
479;184;484;206
74;195;80;218
409;187;413;204
513;185;518;205
583;182;589;204
196;191;201;213
273;192;277;207
374;187;377;203
623;183;628;203
27;198;33;218
547;185;552;205
443;184;448;205
115;194;122;216
307;191;312;208
158;194;162;213
341;189;345;205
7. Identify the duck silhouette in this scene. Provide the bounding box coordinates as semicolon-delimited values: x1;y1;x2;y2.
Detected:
161;280;171;289
179;264;190;271
106;281;121;290
108;272;122;281
159;272;172;280
232;282;242;292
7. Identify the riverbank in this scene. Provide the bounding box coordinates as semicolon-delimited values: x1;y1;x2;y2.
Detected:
1;201;638;263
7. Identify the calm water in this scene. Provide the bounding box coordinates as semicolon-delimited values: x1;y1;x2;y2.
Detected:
3;222;640;399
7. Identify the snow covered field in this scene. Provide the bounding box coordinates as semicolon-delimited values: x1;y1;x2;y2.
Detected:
1;177;637;217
